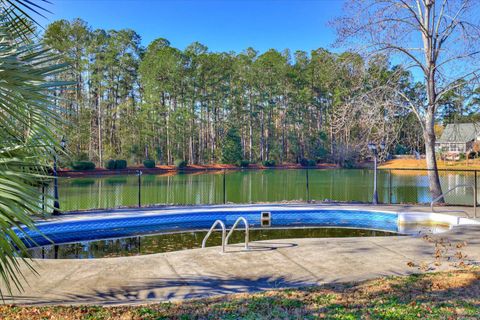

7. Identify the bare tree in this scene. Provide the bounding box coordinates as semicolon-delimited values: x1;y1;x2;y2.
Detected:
331;85;405;163
334;0;480;200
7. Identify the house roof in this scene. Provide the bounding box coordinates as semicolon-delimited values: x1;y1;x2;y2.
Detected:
437;123;480;143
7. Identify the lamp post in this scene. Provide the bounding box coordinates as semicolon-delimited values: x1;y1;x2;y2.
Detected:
368;141;385;205
53;137;66;215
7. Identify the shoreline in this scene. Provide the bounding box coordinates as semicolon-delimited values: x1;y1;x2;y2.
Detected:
58;158;480;178
59;163;339;177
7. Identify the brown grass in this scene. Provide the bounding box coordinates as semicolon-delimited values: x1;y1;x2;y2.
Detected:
380;158;480;170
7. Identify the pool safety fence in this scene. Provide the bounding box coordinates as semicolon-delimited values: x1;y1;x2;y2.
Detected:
40;168;479;213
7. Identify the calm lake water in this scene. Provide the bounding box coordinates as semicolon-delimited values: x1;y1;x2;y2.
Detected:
54;169;478;211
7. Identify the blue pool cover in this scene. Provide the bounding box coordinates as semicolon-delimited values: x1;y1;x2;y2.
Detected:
17;209;398;248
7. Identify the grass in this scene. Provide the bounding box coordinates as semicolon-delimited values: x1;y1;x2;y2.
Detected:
380;158;480;170
0;269;478;319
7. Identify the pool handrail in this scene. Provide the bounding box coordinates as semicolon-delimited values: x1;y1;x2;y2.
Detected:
202;220;226;253
225;217;250;250
430;184;477;218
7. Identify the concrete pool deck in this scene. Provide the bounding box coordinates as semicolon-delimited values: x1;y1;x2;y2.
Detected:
4;204;480;306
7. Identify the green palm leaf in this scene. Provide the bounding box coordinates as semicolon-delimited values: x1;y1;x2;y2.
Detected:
2;0;51;40
0;0;67;298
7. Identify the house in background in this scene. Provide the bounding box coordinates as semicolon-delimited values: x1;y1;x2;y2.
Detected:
435;123;480;156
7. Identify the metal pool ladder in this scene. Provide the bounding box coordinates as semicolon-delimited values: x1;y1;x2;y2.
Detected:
202;217;250;253
430;184;477;218
226;217;250;250
202;220;226;253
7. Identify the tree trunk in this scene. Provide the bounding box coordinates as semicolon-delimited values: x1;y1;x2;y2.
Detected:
424;32;444;202
189;106;194;164
260;109;265;161
249;94;253;162
424;109;443;202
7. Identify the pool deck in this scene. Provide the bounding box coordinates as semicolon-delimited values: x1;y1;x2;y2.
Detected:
4;204;480;306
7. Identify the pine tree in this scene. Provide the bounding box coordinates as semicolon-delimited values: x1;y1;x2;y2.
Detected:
221;128;243;164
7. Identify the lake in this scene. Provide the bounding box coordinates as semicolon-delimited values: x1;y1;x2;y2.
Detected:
53;169;478;212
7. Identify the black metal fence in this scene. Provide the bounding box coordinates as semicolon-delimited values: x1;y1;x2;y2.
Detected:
41;168;479;213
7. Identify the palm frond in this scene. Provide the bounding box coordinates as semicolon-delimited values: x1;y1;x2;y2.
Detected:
1;0;51;41
0;0;67;298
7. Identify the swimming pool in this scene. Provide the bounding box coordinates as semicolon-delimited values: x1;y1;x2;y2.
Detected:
29;227;399;259
18;205;473;251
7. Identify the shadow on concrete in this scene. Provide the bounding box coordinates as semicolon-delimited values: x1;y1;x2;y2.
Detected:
7;269;480;312
225;242;298;253
7;274;317;306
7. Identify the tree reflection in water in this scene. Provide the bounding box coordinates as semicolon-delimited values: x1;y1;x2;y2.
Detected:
29;227;397;259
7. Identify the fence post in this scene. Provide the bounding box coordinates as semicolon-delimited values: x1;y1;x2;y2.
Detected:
306;168;310;203
389;170;392;204
137;170;142;208
223;169;226;204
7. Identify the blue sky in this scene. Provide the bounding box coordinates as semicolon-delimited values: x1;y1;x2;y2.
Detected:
41;0;343;53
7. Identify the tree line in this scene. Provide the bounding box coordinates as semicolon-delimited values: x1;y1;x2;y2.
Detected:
44;18;479;167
